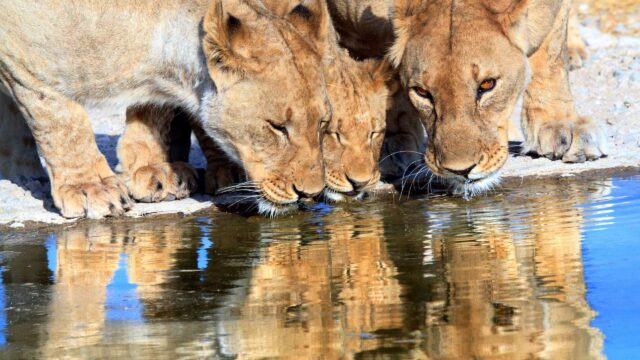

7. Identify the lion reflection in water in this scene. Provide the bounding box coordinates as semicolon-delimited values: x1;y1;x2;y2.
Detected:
31;183;604;359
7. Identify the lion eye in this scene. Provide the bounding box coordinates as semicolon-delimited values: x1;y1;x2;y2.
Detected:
369;131;383;142
334;132;342;144
267;120;289;137
412;87;433;101
477;79;496;99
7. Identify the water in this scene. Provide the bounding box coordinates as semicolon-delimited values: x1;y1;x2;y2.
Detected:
0;173;639;359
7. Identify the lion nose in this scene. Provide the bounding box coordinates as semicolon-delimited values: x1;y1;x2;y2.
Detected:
443;164;476;179
346;176;370;191
293;184;321;199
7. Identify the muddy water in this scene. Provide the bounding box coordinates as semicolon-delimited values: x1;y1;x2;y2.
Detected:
0;173;639;359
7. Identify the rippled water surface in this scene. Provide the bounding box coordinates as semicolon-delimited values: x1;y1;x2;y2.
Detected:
1;173;639;359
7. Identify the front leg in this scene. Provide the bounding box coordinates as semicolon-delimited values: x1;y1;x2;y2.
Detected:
118;105;197;203
3;75;132;219
191;120;245;194
521;3;607;163
567;6;588;70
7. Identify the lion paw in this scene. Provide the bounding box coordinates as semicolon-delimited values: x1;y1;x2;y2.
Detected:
56;176;133;219
205;163;246;194
125;161;197;203
523;117;608;163
568;42;588;70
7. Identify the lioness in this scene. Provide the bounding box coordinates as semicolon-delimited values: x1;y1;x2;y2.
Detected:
0;0;331;218
328;0;606;195
390;0;607;195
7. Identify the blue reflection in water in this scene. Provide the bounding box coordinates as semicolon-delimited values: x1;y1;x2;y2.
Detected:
0;267;6;347
198;226;213;272
105;254;143;322
582;179;640;359
45;234;57;281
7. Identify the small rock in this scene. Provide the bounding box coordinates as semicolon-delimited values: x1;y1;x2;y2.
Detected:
614;23;629;34
10;222;25;228
612;101;626;113
578;3;589;14
624;101;631;108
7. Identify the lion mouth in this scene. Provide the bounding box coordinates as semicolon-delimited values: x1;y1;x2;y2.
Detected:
447;171;503;200
213;188;300;217
257;198;299;217
321;187;366;203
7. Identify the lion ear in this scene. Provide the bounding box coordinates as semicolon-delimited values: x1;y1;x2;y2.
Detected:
285;0;330;51
486;0;562;56
202;0;258;76
389;0;424;68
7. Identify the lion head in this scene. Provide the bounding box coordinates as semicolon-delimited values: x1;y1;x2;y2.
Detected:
201;0;332;215
321;56;391;202
389;0;555;195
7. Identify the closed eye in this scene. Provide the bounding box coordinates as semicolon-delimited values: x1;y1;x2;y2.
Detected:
267;120;289;137
369;130;384;142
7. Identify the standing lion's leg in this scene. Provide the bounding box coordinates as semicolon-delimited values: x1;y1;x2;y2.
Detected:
0;91;45;179
0;74;132;218
118;105;197;203
567;5;588;70
191;120;245;194
521;0;607;163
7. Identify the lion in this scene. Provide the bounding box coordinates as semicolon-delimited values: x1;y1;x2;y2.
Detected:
389;0;608;196
165;7;393;203
319;26;392;202
0;0;331;218
327;0;604;195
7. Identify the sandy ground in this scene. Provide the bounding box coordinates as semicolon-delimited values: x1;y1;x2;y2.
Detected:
0;19;638;227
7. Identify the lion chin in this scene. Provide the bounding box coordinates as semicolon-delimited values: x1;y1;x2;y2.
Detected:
321;188;366;203
257;199;299;218
447;171;503;201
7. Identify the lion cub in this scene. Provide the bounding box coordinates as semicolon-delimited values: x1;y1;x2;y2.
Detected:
320;26;392;202
0;0;331;218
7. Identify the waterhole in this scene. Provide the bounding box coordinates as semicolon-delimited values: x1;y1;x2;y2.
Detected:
0;172;638;359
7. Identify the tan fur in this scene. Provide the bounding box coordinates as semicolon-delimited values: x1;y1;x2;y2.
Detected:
567;4;588;70
326;0;601;192
0;0;331;218
118;105;197;202
320;25;392;201
388;0;607;193
188;5;395;202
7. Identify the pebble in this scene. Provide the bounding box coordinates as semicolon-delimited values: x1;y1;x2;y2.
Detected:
612;101;627;114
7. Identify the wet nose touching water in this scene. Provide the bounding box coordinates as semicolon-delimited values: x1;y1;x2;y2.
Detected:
0;172;638;358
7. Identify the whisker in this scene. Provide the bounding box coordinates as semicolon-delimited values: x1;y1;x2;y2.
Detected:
378;150;424;165
399;159;425;196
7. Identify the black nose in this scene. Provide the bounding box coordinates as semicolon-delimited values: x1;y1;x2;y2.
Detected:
293;185;317;199
346;177;369;191
444;164;476;178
